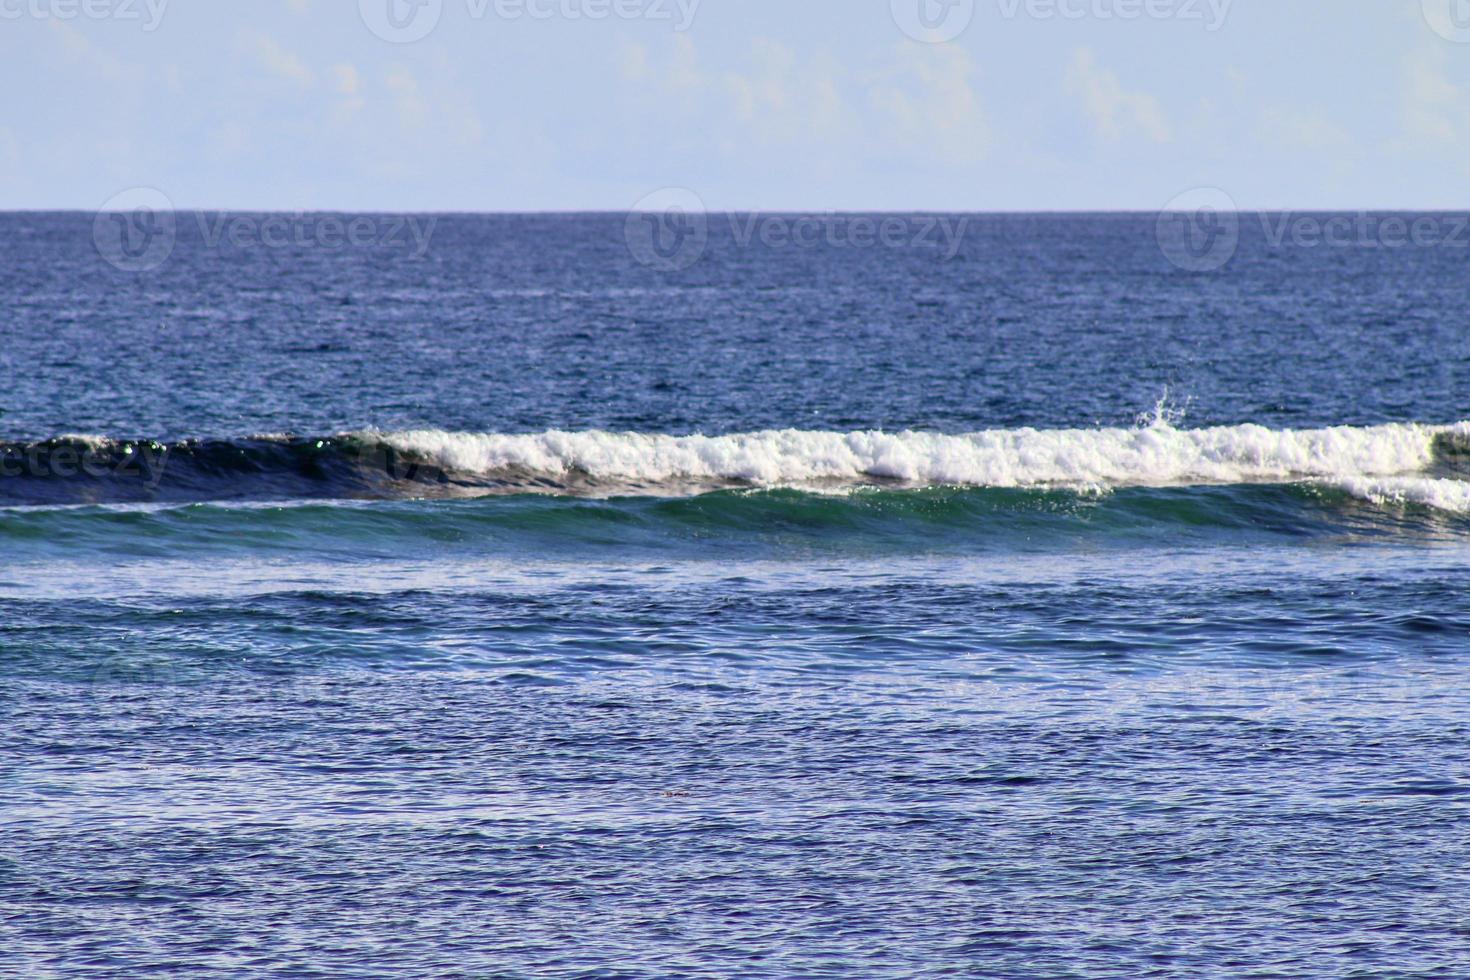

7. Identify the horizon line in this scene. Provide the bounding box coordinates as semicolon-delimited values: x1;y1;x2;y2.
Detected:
7;207;1470;216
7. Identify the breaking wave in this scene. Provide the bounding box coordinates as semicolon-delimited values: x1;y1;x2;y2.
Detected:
1;421;1468;511
371;421;1470;491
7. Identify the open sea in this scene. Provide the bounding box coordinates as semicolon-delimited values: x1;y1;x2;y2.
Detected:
3;211;1470;978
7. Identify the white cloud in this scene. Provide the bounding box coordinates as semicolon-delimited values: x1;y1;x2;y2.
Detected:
242;31;315;88
618;34;983;169
619;33;704;112
47;19;145;85
376;67;481;147
1067;47;1170;144
332;63;361;97
386;68;428;129
327;64;366;125
870;43;988;164
721;39;854;142
1402;47;1459;144
668;33;704;107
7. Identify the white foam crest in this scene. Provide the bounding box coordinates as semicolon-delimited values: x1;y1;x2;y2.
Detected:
50;433;117;448
1337;477;1470;514
366;421;1470;491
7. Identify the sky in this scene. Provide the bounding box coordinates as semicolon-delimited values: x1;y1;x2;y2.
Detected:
2;0;1469;211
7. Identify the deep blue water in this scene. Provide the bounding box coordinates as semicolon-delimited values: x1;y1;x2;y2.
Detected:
3;212;1470;977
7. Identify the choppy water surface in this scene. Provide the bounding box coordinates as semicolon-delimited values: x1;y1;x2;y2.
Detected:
3;213;1470;977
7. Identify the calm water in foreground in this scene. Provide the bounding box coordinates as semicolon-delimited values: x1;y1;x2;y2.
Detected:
3;213;1469;977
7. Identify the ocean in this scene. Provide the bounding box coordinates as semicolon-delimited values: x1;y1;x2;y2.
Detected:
3;211;1469;977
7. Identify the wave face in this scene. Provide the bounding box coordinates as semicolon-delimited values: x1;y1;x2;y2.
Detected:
371;421;1470;495
2;421;1468;511
2;485;1465;568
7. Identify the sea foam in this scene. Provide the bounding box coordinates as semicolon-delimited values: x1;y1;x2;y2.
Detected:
1335;476;1470;513
367;421;1470;505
